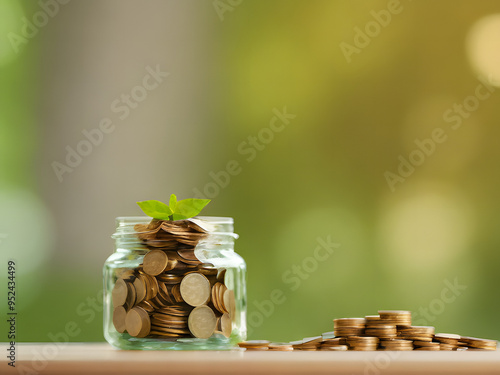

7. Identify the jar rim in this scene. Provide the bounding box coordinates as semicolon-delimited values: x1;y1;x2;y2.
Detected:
115;216;233;225
112;216;238;240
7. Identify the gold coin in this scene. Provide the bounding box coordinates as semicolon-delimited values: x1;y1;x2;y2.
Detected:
399;326;434;334
188;305;217;339
238;340;270;348
149;330;186;338
414;346;440;351
217;269;226;283
439;344;456;350
196;266;218;276
148;274;159;300
333;327;364;336
220;313;232;338
321;345;348;351
133;275;147;303
435;333;460;340
461;336;497;349
177;248;199;261
334;318;366;327
143;250;169;276
151;326;190;335
119;269;136;281
137;301;155;313
158;273;183;284
159;305;192;317
347;336;379;344
224;290;236;319
245;347;270;351
413;341;440;347
180;273;211;306
113;306;127;333
268;343;294;351
158;283;174;304
322;338;347;345
218;283;228;313
212;283;224;313
125;281;136;309
378;310;412;316
171;284;183;303
112;279;128;307
125;306;151;338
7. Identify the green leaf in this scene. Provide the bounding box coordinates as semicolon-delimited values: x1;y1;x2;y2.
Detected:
171;213;188;220
169;194;177;213
175;198;211;218
137;200;173;220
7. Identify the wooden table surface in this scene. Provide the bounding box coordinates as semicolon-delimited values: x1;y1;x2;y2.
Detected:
2;343;500;375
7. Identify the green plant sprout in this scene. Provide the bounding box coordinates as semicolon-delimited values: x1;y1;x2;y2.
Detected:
137;194;210;221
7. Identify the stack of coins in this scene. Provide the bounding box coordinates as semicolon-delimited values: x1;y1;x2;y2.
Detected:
321;338;348;351
111;219;236;340
378;310;412;327
238;309;498;351
346;336;379;351
379;339;413;351
413;341;441;351
461;337;498;351
398;326;435;342
321;345;348;351
365;324;397;339
291;336;323;351
268;342;294;351
434;333;460;350
333;318;366;337
238;340;270;351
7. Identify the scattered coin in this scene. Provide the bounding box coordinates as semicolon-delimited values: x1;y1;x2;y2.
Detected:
268;342;293;351
238;340;271;349
321;345;348;351
239;309;498;352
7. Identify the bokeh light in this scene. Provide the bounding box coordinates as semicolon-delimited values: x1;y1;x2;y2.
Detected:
466;13;500;86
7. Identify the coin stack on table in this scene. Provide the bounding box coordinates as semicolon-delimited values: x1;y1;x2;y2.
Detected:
111;219;236;340
238;309;498;351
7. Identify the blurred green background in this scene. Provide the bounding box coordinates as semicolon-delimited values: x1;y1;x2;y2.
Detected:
1;0;500;343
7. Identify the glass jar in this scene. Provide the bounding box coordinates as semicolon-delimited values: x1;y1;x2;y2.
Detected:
103;216;246;350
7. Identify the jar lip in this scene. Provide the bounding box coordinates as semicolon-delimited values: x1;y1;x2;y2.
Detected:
115;216;234;225
113;216;238;240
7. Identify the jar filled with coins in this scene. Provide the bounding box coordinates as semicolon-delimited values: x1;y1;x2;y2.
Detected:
103;216;246;350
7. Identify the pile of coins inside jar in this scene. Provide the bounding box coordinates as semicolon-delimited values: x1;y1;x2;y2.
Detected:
239;310;497;351
111;219;235;340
